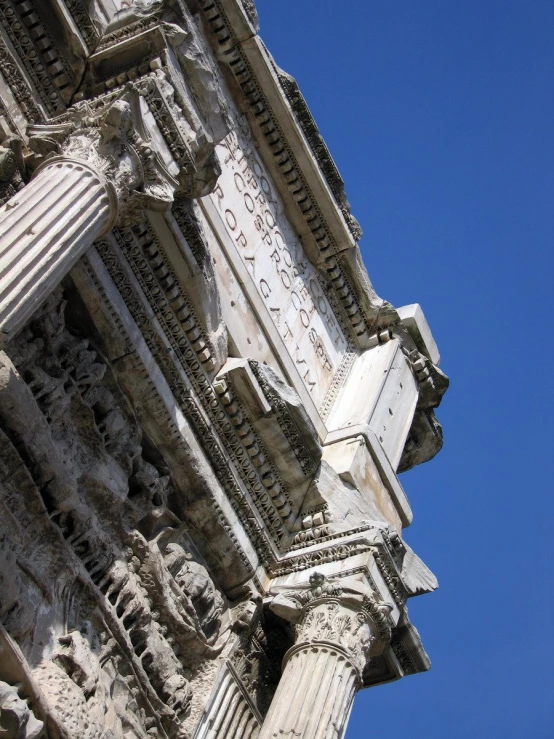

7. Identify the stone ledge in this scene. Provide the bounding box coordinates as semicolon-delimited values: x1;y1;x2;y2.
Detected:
323;425;413;528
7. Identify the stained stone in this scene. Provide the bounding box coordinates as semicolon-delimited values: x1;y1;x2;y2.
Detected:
0;1;448;737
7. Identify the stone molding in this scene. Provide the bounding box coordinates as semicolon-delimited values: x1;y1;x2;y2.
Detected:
0;37;43;123
276;68;362;241
91;237;279;566
105;224;293;545
78;224;439;576
64;0;100;49
81;230;434;591
0;4;448;734
268;526;411;613
94;15;161;54
197;0;378;347
0;0;74;115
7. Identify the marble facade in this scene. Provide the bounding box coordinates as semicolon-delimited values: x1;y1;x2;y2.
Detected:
0;1;448;737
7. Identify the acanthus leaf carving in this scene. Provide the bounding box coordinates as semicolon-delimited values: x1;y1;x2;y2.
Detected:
27;84;178;227
269;572;393;676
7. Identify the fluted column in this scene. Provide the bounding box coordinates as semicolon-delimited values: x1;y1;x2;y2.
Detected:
0;157;116;340
259;573;393;739
0;87;176;344
260;640;358;739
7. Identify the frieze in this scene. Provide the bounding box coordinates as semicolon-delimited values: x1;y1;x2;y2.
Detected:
1;294;237;736
0;679;43;738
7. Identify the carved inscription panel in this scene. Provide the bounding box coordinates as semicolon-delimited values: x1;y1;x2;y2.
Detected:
209;128;348;407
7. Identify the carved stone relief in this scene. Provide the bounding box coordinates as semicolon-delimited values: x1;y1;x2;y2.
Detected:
0;289;236;737
206;127;351;408
0;680;43;739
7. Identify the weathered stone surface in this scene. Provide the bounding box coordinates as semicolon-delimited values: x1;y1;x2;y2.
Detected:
397;303;440;366
0;1;449;736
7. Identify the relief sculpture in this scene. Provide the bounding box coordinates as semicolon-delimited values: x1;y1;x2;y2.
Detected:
0;288;230;738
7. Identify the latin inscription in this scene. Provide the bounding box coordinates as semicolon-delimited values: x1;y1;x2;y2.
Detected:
211;130;347;404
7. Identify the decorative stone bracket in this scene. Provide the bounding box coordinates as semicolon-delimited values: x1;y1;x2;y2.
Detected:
214;358;323;533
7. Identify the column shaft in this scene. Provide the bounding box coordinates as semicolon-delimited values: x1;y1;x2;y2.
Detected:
258;643;359;739
0;158;115;342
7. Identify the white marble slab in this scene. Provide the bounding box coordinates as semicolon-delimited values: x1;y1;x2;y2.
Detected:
206;128;349;409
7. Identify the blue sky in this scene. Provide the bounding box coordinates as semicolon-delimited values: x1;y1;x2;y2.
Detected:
256;2;554;737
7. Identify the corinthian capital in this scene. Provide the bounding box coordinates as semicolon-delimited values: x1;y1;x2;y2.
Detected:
27;84;178;228
269;572;393;677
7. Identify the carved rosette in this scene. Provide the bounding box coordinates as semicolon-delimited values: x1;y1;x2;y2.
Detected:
258;573;393;739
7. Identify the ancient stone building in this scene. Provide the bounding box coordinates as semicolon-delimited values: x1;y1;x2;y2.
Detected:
0;1;449;737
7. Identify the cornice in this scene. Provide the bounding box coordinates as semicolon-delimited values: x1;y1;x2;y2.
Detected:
0;0;78;115
197;0;395;349
0;36;43;123
64;0;100;49
275;67;362;242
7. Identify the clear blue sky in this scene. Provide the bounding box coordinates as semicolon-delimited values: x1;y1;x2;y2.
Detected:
256;2;554;737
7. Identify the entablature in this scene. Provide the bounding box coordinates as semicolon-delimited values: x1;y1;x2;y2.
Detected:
0;4;451;728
